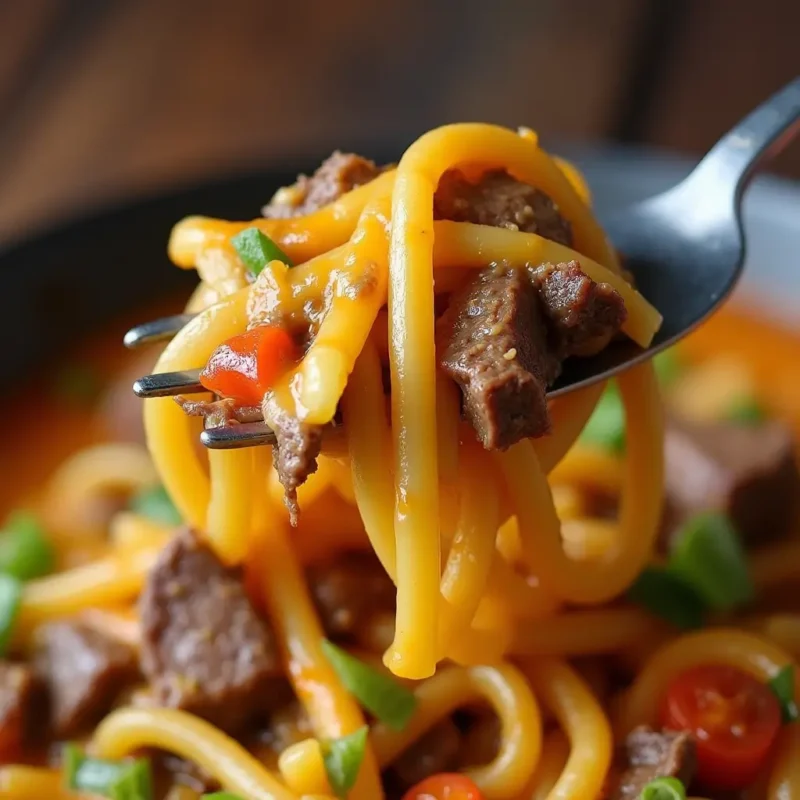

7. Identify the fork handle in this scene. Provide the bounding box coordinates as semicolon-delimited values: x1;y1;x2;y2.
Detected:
684;76;800;208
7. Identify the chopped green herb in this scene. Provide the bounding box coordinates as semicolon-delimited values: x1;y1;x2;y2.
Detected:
0;574;22;655
769;665;799;723
231;227;293;276
725;395;767;425
321;726;369;799
129;485;182;527
0;511;54;580
579;383;625;453
641;776;687;800
53;363;103;405
653;348;684;387
64;744;152;799
669;511;754;610
202;794;246;800
321;639;416;730
627;566;707;630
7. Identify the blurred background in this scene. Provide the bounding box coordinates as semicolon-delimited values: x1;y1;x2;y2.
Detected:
0;0;798;246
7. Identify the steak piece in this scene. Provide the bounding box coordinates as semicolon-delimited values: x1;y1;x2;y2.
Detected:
269;406;324;526
263;151;382;218
437;262;626;449
434;169;573;246
0;661;39;757
35;622;137;737
611;726;697;800
175;397;263;428
663;415;800;548
139;530;283;733
533;261;627;357
438;265;556;447
307;551;395;640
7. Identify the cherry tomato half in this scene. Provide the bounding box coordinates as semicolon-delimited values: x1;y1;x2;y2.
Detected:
200;325;297;405
661;664;781;790
401;773;484;800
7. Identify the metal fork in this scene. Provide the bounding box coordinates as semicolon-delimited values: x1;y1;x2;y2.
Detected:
127;77;800;450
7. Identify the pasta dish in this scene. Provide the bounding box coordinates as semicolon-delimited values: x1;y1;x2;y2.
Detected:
0;123;798;800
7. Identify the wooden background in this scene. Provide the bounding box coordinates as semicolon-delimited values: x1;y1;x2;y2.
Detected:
0;0;797;247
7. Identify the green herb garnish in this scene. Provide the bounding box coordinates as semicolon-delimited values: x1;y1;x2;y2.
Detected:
627;566;707;630
321;726;369;799
669;511;754;610
231;227;293;277
769;665;799;723
641;776;687;800
321;639;416;730
0;511;54;581
129;485;182;527
579;383;625;453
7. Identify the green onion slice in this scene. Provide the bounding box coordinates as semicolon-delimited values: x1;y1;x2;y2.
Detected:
0;511;54;581
321;726;369;799
653;348;684;387
579;383;625;453
321;639;416;730
64;744;152;799
627;566;707;630
231;227;294;276
725;395;768;425
0;574;22;656
201;794;246;800
641;776;687;800
668;511;754;610
769;665;799;723
129;485;182;527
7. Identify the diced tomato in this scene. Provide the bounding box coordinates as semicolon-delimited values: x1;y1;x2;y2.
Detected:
661;664;782;790
200;325;297;405
401;773;484;800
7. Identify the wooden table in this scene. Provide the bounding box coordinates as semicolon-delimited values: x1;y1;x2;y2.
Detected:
0;0;797;247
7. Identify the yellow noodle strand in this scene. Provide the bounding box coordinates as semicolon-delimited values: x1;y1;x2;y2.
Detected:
522;657;613;800
92;707;297;800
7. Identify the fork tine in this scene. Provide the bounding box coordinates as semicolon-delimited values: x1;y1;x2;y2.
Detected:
123;313;197;349
133;368;205;398
200;422;277;449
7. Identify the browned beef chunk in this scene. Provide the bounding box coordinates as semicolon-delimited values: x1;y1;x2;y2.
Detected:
434;169;573;246
388;719;462;791
611;727;696;800
270;406;324;526
175;396;263;428
34;622;137;737
438;266;556;447
663;416;800;548
139;530;283;733
263;152;382;218
0;661;39;756
438;262;626;449
533;260;627;357
307;551;395;640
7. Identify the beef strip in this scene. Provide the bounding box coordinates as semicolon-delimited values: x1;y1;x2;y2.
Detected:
0;661;39;757
663;415;800;548
388;718;462;790
269;406;324;526
611;727;697;800
139;530;283;734
437;262;626;449
307;551;395;640
175;396;263;428
35;622;137;737
262;152;382;218
434;169;573;246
